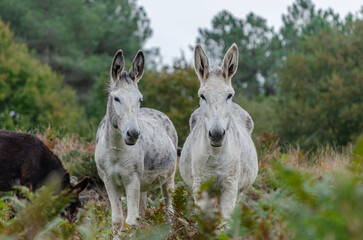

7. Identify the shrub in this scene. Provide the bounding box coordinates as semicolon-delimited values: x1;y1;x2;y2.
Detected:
0;19;88;135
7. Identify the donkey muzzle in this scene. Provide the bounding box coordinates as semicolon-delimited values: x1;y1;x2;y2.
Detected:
208;128;225;147
125;129;140;145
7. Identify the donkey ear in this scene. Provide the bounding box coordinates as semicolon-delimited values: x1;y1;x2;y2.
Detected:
129;50;145;83
71;177;89;194
221;43;238;81
194;44;209;82
110;50;125;81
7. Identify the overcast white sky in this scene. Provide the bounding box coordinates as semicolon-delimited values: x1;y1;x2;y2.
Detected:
138;0;362;66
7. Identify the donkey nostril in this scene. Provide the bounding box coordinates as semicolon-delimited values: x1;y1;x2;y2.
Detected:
209;131;213;138
127;131;131;137
222;130;226;136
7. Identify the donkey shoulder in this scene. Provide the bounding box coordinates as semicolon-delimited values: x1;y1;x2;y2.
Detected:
231;103;254;135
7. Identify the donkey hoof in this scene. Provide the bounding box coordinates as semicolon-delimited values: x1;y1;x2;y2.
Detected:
125;217;139;229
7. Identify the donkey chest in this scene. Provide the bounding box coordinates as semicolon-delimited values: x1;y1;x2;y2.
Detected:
97;145;143;176
194;151;240;179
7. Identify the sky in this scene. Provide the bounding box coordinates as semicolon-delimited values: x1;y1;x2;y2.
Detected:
138;0;362;66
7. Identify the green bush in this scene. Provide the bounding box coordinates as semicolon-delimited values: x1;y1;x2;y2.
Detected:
0;19;88;135
234;95;278;141
277;16;363;147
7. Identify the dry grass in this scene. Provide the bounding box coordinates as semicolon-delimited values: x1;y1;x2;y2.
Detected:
282;144;353;176
36;127;95;157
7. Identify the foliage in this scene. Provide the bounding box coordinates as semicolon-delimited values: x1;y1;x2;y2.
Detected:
0;179;75;240
85;72;109;124
234;95;278;140
279;0;343;53
277;15;363;147
0;0;155;96
274;166;363;240
0;19;88;135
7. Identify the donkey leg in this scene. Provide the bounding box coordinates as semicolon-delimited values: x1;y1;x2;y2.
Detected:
139;192;147;218
125;176;140;227
192;177;206;211
220;179;238;219
104;181;123;240
161;176;174;222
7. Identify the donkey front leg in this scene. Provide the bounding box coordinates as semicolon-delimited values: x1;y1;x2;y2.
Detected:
220;179;239;219
139;192;147;218
161;176;174;222
192;177;209;212
104;181;123;239
125;176;140;227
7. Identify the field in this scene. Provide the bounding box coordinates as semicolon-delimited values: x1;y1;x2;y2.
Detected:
0;129;362;240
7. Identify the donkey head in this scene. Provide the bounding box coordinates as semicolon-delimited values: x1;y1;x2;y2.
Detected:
108;50;145;145
194;43;238;147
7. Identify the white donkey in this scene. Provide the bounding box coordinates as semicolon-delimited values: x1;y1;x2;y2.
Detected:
95;50;177;237
179;44;258;219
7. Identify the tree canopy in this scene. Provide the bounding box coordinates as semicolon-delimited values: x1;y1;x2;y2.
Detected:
0;0;154;98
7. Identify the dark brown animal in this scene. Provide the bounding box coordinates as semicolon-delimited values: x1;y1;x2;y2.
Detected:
0;130;89;221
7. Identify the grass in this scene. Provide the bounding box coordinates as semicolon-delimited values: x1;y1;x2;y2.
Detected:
0;129;362;239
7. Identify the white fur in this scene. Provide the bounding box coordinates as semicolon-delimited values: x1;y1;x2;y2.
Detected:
180;44;258;219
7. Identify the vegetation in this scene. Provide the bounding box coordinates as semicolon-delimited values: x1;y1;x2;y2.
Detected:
0;20;88;135
0;0;362;238
0;131;362;239
0;0;155;97
277;16;363;147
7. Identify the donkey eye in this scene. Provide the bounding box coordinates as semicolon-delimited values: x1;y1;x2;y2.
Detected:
226;94;233;101
114;97;120;103
200;94;206;101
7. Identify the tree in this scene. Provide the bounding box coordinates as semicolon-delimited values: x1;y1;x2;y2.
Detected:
0;19;87;135
0;0;154;98
279;0;343;53
277;14;363;147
